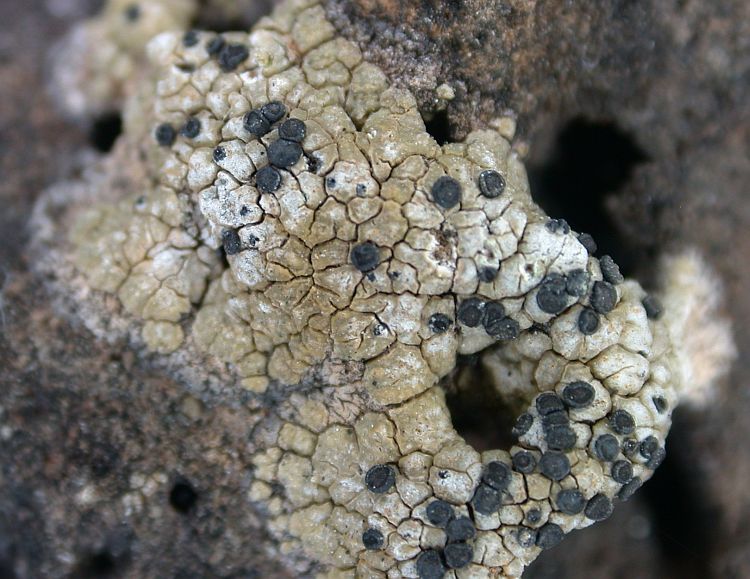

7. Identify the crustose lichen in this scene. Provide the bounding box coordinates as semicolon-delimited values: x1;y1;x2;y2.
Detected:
35;0;735;577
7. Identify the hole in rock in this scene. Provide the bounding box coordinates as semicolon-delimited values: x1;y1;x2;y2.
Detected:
88;441;119;479
89;113;122;153
640;413;713;578
443;355;519;452
72;550;116;578
0;560;15;579
194;0;274;31
169;478;198;513
424;109;452;146
527;117;648;275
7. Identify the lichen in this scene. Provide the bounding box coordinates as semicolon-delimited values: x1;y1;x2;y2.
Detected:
40;0;697;577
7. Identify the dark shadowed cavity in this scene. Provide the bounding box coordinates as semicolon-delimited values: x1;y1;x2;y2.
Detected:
528;117;648;275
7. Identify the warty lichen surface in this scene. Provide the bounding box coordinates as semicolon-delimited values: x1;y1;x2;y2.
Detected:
36;0;691;577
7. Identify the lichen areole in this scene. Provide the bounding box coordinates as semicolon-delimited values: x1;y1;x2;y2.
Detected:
44;0;696;577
